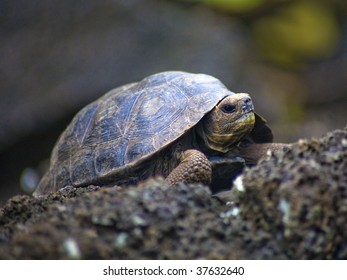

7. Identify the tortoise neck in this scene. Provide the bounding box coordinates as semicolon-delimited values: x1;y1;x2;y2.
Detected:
193;125;225;156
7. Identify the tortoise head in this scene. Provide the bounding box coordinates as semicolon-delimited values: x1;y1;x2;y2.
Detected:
198;93;255;153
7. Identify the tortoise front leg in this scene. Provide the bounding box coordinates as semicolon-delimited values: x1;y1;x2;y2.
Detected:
166;149;212;186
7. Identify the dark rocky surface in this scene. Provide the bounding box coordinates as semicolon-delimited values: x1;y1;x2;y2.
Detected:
226;126;347;259
0;126;346;259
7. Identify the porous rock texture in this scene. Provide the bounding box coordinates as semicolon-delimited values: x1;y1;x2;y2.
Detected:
0;127;346;259
228;127;347;259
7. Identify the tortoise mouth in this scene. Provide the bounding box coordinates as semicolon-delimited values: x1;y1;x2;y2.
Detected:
235;110;254;122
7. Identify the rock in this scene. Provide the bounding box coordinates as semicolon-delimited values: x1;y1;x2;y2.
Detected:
0;179;243;259
0;127;346;259
226;126;347;259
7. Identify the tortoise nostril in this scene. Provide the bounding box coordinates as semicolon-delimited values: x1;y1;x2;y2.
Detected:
242;97;253;112
244;97;251;104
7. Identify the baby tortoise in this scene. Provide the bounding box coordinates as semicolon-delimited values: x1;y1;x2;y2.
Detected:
34;71;285;196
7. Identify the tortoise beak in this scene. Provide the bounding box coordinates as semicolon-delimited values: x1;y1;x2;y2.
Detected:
241;96;254;114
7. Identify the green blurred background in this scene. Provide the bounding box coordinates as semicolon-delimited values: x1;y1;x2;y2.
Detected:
1;0;346;205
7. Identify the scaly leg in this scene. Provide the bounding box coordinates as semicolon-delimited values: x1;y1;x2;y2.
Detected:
166;149;212;186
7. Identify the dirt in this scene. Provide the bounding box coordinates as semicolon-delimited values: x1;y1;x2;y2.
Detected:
0;126;346;259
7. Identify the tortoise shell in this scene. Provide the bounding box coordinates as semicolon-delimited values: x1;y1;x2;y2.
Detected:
34;71;272;195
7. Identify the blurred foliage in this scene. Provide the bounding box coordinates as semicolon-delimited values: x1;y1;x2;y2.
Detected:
252;0;340;66
202;0;265;13
191;0;341;67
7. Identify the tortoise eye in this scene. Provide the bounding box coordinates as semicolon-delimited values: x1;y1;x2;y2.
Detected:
221;104;236;114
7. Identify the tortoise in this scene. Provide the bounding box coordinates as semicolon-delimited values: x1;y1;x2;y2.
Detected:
34;71;276;196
